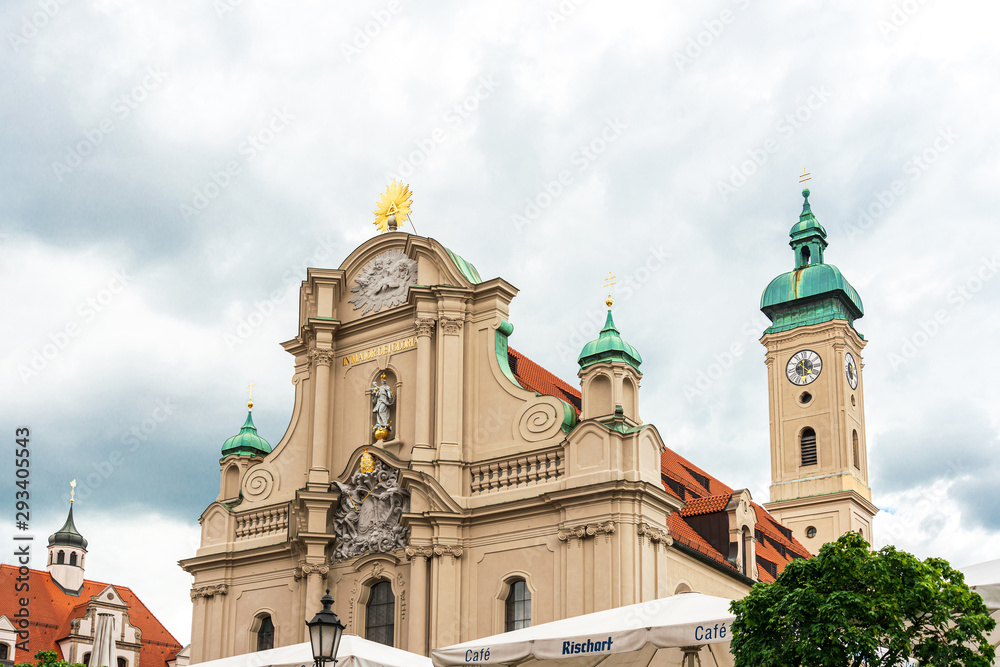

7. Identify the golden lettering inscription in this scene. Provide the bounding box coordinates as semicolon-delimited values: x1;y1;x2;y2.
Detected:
341;336;418;367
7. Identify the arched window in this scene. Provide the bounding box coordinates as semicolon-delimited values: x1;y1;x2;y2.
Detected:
0;643;10;660
70;552;78;566
57;550;65;564
82;653;91;666
852;430;860;470
800;428;817;466
117;658;127;667
801;246;811;266
256;615;274;651
365;581;395;647
505;579;531;631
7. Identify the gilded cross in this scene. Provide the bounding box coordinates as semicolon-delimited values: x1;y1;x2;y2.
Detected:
247;380;255;409
799;168;811;189
70;479;77;503
604;272;617;308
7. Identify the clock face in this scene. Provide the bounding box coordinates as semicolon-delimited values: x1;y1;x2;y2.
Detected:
845;352;858;390
786;350;822;386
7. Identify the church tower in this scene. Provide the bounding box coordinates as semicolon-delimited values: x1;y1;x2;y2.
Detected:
759;185;878;553
47;485;87;593
577;295;643;425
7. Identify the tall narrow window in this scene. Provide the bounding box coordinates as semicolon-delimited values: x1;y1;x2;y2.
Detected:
82;653;91;666
256;615;274;651
852;430;860;470
1;643;10;660
366;581;395;647
57;550;65;564
505;580;531;631
70;552;78;566
800;428;817;466
117;658;127;667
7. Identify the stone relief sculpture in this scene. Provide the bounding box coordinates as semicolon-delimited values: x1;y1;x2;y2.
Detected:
332;459;410;561
349;248;418;315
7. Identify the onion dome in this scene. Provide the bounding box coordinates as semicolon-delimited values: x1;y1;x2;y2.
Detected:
578;309;642;371
221;409;272;460
761;188;864;334
48;504;88;549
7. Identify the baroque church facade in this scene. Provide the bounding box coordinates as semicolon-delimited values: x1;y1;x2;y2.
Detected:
179;187;875;660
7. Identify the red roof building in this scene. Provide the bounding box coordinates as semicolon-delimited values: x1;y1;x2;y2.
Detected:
0;506;185;667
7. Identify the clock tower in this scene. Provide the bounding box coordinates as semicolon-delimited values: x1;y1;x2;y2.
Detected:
759;186;878;553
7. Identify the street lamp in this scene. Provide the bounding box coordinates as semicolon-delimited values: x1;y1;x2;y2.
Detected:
306;589;346;667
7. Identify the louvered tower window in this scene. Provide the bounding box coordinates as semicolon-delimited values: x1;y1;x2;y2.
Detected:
800;428;817;466
852;430;860;469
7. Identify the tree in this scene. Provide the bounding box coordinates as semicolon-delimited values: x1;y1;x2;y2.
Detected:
730;531;996;667
14;650;86;667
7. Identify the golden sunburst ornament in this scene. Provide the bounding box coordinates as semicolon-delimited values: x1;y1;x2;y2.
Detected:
373;180;413;234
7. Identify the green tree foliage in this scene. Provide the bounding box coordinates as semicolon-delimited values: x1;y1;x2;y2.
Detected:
14;650;87;667
730;531;996;667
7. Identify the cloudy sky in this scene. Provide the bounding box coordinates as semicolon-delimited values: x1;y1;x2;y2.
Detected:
3;0;999;647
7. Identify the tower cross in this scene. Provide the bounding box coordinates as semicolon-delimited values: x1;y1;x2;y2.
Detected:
70;479;76;504
247;380;255;409
799;168;811;189
604;272;617;308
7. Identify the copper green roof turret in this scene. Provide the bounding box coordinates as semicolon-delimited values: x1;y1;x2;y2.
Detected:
221;409;272;460
578;309;642;371
761;188;864;335
48;503;88;549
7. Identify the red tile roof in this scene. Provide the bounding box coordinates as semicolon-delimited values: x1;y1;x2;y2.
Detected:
679;494;732;517
508;348;582;416
504;346;812;584
0;565;183;667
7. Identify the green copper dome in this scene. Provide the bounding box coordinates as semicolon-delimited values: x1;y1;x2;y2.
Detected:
760;189;864;334
221;411;272;460
578;310;642;371
48;504;88;549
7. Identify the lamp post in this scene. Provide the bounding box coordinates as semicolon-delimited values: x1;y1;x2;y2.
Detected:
306;589;346;667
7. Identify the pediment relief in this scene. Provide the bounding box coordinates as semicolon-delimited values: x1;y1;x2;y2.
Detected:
92;584;125;607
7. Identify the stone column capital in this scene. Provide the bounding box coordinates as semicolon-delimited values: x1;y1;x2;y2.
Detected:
414;318;436;337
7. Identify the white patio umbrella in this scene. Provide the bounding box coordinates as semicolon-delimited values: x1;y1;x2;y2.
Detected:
431;592;737;667
191;637;431;667
961;558;1000;659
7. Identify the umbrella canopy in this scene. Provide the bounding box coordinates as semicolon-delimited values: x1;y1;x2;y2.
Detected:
191;637;431;667
431;592;737;666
